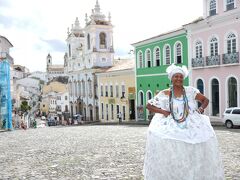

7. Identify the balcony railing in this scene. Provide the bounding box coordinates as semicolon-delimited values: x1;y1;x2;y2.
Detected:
192;57;204;67
206;55;220;66
222;52;239;64
192;52;239;68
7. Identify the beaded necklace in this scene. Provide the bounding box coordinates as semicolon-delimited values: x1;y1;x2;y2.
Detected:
169;86;189;123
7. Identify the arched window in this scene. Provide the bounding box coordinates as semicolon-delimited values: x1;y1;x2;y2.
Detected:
68;44;71;57
227;33;236;54
197;79;204;108
164;45;171;65
146;49;151;67
226;0;234;11
154;47;160;66
228;77;237;107
99;32;107;49
175;42;182;64
82;80;85;97
195;41;203;58
87;34;90;50
88;79;92;97
146;91;152;101
211;78;219;116
209;0;216;16
197;79;204;94
138;51;143;68
139;91;144;106
210;37;218;56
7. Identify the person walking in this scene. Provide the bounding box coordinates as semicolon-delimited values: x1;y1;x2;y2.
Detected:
143;64;225;180
118;112;122;124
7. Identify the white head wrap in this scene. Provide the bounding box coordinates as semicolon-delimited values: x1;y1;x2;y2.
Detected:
166;64;189;80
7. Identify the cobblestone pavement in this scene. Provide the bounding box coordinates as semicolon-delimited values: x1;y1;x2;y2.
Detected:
0;125;239;180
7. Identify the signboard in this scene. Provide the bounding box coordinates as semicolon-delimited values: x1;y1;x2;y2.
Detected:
108;98;115;104
128;87;135;94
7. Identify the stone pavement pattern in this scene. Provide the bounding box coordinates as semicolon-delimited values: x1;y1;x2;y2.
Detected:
0;125;239;180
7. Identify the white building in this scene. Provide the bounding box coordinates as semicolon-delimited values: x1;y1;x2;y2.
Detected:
65;0;114;121
56;92;69;116
46;53;65;81
28;71;47;82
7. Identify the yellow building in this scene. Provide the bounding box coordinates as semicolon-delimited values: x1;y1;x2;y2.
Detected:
96;59;135;122
40;81;68;116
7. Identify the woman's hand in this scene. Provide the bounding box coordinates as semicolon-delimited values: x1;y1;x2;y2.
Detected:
162;110;171;117
197;107;204;114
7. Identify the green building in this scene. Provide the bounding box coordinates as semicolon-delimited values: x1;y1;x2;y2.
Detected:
132;28;189;121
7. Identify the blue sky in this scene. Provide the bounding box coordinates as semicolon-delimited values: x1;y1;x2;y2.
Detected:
0;0;203;72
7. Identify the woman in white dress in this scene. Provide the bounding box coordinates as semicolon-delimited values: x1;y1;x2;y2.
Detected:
143;64;225;180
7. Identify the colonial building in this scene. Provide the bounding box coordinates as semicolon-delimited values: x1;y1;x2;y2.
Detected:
184;0;240;122
46;53;65;81
132;28;189;121
40;81;69;120
96;59;135;122
65;0;114;121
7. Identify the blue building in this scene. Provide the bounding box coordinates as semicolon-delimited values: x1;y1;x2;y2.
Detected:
0;35;14;130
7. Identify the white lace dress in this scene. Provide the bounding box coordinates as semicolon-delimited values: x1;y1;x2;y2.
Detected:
144;86;225;180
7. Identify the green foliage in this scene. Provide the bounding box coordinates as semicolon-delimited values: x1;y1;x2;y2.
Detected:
20;101;31;112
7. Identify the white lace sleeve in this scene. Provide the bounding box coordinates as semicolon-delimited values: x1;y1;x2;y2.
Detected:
186;86;200;99
147;91;169;110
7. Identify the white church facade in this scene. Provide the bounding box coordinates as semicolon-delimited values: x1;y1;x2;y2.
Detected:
65;0;114;121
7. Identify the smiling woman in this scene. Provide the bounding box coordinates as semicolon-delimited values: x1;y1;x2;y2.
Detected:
143;64;225;180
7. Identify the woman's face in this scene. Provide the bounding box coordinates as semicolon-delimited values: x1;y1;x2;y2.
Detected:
171;73;184;87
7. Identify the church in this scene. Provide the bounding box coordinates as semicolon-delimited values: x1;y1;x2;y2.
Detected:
65;0;114;121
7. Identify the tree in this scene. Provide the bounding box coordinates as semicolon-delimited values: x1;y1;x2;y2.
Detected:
20;101;31;112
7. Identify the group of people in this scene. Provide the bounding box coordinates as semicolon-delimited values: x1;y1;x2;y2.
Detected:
143;64;225;180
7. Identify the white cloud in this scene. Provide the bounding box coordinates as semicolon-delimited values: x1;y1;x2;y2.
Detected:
0;0;203;72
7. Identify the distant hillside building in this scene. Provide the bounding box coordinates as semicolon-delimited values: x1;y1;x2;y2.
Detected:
46;53;65;81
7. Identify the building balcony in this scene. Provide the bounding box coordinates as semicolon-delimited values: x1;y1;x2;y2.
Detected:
192;57;204;67
192;52;239;69
222;52;239;65
206;55;220;66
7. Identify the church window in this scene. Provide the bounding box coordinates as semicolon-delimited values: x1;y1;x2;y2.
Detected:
87;34;90;50
99;32;107;49
68;44;71;57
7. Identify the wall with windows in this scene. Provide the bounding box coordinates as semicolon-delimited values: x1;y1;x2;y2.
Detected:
186;0;240;121
97;62;135;122
133;29;189;121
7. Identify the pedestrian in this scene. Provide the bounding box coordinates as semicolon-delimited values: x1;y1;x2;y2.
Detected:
33;119;37;128
118;112;122;124
20;121;26;130
143;64;224;180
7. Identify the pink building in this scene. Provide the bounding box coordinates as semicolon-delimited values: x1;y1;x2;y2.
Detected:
185;0;240;122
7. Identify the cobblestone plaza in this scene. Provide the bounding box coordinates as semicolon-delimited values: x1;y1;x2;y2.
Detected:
0;125;239;179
